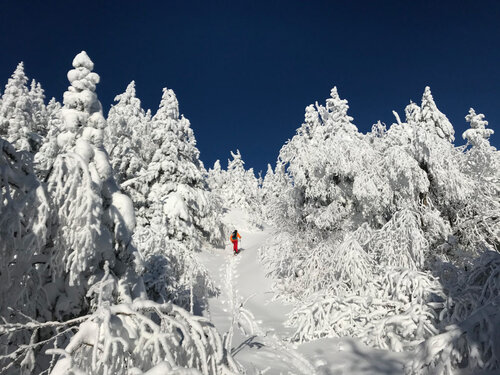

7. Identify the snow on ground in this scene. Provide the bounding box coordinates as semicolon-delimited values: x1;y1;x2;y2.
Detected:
198;209;409;374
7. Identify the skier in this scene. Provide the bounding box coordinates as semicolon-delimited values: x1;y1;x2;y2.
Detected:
230;230;241;254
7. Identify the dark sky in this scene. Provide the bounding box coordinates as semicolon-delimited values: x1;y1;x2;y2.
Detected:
1;0;499;174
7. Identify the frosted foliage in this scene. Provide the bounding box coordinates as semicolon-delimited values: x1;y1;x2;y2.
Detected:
209;150;263;229
262;85;500;373
369;209;428;270
47;154;103;285
463;108;493;147
143;87;224;247
38;267;236;375
59;51;105;151
0;63;46;153
330;236;374;290
261;161;295;225
383;146;429;208
408;251;500;374
29;80;49;138
35;98;63;177
280;89;369;220
288;268;444;352
0;138;49;319
104;81;147;205
207;160;224;192
461;109;499;188
156;87;179;120
45;52;142;313
323;87;355;130
226;150;261;208
419;87;455;142
135;226;216;309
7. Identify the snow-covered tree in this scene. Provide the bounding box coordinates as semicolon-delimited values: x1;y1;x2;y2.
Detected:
29;79;49;140
0;137;49;320
104;81;148;210
462;108;497;179
208;149;263;230
142;87;224;247
0;63;41;154
261;86;500;374
40;51;143;319
1;52;236;375
207;159;224;192
129;87;225;314
34;98;63;178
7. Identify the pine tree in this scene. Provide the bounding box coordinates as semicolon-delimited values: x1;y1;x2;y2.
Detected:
34;98;63;178
223;149;260;209
0;52;238;375
207;159;225;192
0;62;38;153
44;51;144;318
142;87;224;247
105;81;148;208
29;79;49;143
0;137;49;320
420;86;455;142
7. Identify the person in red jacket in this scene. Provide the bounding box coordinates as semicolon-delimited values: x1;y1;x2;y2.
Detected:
230;230;241;254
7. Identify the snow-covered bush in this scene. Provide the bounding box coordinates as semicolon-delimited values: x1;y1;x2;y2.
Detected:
287;268;445;352
262;85;500;374
45;264;236;375
407;251;500;374
369;209;429;270
134;225;217;312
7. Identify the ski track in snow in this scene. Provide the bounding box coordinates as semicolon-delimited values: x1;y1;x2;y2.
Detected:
198;211;409;374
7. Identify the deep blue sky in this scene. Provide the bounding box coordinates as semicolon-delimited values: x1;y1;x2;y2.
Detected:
1;1;499;174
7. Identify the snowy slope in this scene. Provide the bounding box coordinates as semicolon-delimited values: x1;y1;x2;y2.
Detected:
198;209;410;374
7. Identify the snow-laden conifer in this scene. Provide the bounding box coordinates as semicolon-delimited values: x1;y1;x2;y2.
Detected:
262;86;500;372
105;81;148;211
208;150;263;230
29;79;49;141
0;63;41;154
0;52;235;375
0;137;49;320
34;98;63;178
142;87;224;246
132;87;224;313
41;51;143;316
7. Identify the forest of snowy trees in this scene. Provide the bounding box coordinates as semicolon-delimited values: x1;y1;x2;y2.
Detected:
0;51;498;375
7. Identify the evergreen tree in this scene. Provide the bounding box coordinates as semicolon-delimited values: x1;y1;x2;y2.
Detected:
29;79;49;142
0;137;49;320
105;81;148;209
34;98;63;178
223;149;260;210
44;51;144;318
143;87;224;247
0;62;39;153
207;159;224;192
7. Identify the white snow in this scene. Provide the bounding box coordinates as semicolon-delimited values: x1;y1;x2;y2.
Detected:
72;51;94;70
198;209;409;374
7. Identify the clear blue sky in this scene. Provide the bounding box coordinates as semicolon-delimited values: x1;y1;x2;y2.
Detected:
1;0;499;174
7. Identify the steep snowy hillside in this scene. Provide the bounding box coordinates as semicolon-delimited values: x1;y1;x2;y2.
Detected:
198;209;410;374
